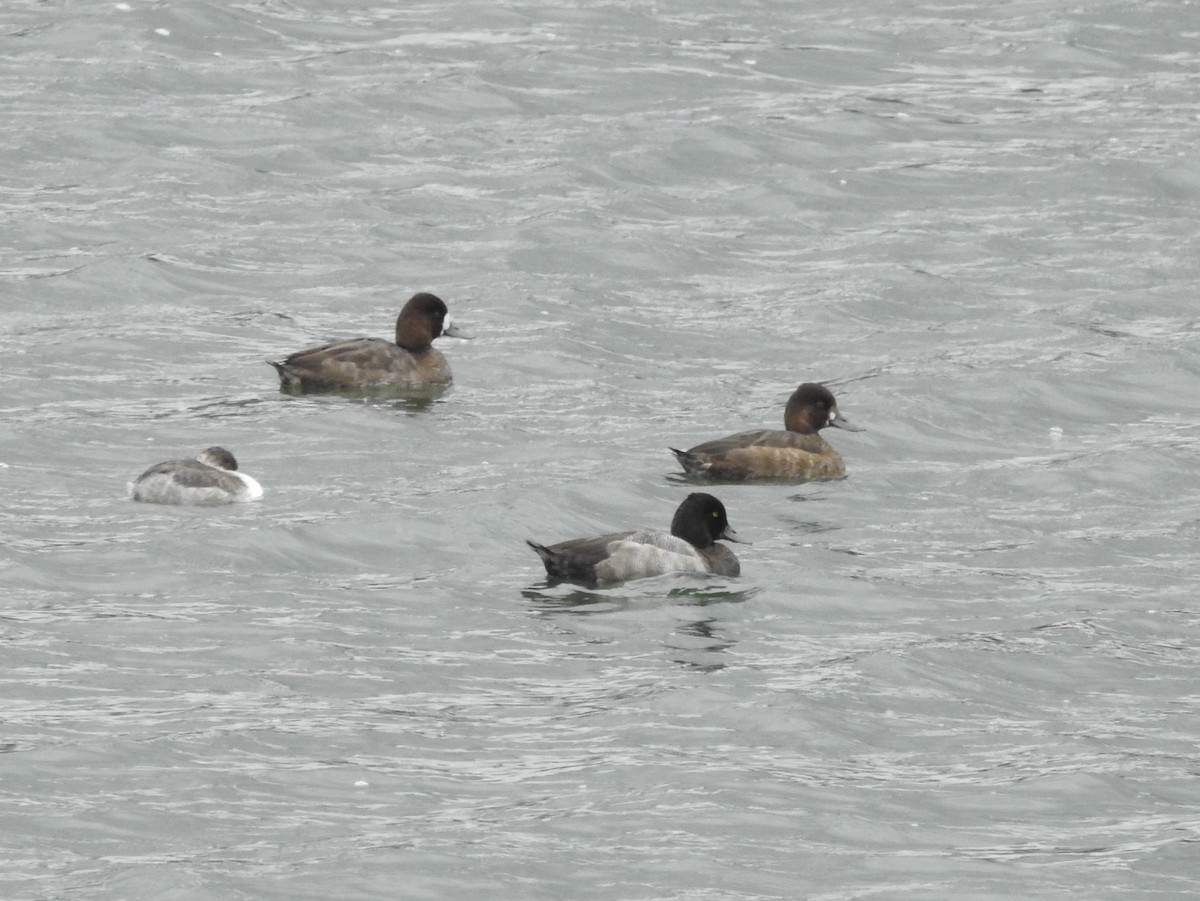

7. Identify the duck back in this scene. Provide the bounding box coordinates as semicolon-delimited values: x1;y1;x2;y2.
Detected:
672;430;843;480
131;460;255;505
272;338;450;392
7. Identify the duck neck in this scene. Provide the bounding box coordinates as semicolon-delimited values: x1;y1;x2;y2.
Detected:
395;320;434;352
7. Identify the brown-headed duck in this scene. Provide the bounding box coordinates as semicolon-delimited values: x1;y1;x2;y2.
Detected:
269;292;472;393
130;447;263;506
526;492;742;586
670;383;861;481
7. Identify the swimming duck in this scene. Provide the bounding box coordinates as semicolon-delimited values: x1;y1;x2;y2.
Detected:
526;492;742;586
130;447;263;506
670;382;860;481
269;292;472;392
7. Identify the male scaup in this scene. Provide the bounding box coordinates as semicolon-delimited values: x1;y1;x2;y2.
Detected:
526;492;742;586
130;447;263;506
671;383;861;481
269;292;472;393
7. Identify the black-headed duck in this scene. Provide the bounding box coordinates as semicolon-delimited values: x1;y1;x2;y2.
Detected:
527;492;742;586
130;447;263;506
269;292;472;393
671;383;860;481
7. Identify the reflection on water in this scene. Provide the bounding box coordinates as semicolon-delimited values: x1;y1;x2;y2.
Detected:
522;581;757;613
667;470;853;487
524;583;754;673
668;616;737;673
273;381;451;410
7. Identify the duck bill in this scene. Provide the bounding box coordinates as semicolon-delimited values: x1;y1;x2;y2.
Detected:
442;318;474;340
720;526;748;544
830;412;863;432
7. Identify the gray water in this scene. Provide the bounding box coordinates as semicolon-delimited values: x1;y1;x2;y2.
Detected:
4;1;1200;898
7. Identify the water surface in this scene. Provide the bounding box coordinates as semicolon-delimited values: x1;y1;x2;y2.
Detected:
3;2;1200;899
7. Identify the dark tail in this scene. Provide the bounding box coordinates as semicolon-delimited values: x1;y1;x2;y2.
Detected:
526;539;569;579
268;360;300;392
526;539;553;565
526;539;596;584
669;447;708;474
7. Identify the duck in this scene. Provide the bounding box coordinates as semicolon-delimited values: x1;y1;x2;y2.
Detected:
269;292;472;392
526;492;742;586
670;382;861;481
130;447;263;506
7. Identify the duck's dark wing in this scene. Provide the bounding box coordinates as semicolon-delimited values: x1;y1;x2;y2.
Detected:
684;429;828;456
131;460;243;505
271;337;420;390
135;459;228;488
168;463;243;492
526;530;632;583
672;429;843;481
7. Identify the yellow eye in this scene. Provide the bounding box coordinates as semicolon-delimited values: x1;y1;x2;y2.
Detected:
712;511;718;518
